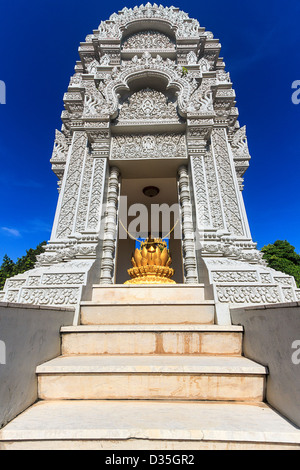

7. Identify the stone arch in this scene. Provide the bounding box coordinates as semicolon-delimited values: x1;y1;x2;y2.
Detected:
105;55;194;120
98;4;201;41
120;16;177;44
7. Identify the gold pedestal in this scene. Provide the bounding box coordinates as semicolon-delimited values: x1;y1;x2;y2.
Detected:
124;237;176;285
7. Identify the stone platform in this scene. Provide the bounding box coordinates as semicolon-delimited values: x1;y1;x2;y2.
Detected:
1;401;300;450
1;284;300;450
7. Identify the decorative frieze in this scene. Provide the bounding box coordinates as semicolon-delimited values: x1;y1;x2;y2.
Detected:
42;273;85;285
19;287;80;306
295;290;300;301
122;31;175;51
27;276;41;286
274;276;294;286
5;279;26;289
212;271;258;283
260;273;272;284
217;285;282;304
110;133;187;160
6;290;19;303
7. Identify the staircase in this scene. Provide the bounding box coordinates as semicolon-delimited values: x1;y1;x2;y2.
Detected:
1;284;300;450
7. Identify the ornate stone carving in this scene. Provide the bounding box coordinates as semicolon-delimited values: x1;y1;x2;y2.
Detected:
274;276;294;286
260;273;272;284
295;290;300;301
217;285;282;304
216;70;231;83
212;271;258;283
69;73;83;87
5;279;26;289
198;57;211;72
19;287;80;306
74;150;94;233
27;276;41;286
83;81;109;117
190;155;211;228
211;128;245;236
229;124;251;189
42;273;85;285
86;158;107;232
122;31;175;50
6;290;19;303
50;130;70;180
111;133;187;160
99;54;111;66
98;4;200;40
86;59;100;74
115;88;180;123
187;51;198;65
55;132;87;239
282;287;294;302
104;53;197;118
203;149;225;230
187;89;215;115
36;241;98;266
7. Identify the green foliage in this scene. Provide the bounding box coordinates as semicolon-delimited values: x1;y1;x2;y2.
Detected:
0;255;15;290
182;66;188;76
0;242;46;290
261;240;300;288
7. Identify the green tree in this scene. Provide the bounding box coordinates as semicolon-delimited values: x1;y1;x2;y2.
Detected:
0;242;46;290
261;240;300;288
0;255;15;290
14;242;46;275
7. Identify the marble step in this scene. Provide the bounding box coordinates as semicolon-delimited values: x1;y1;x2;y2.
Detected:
1;400;300;450
61;324;243;356
90;284;210;303
80;300;215;325
36;355;266;401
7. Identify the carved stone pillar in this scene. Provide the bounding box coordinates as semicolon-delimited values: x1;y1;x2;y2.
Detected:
178;165;199;284
210;128;246;237
52;131;88;240
99;166;120;284
187;123;213;232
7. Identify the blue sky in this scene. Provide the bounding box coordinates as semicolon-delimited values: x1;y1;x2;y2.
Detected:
0;0;299;262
